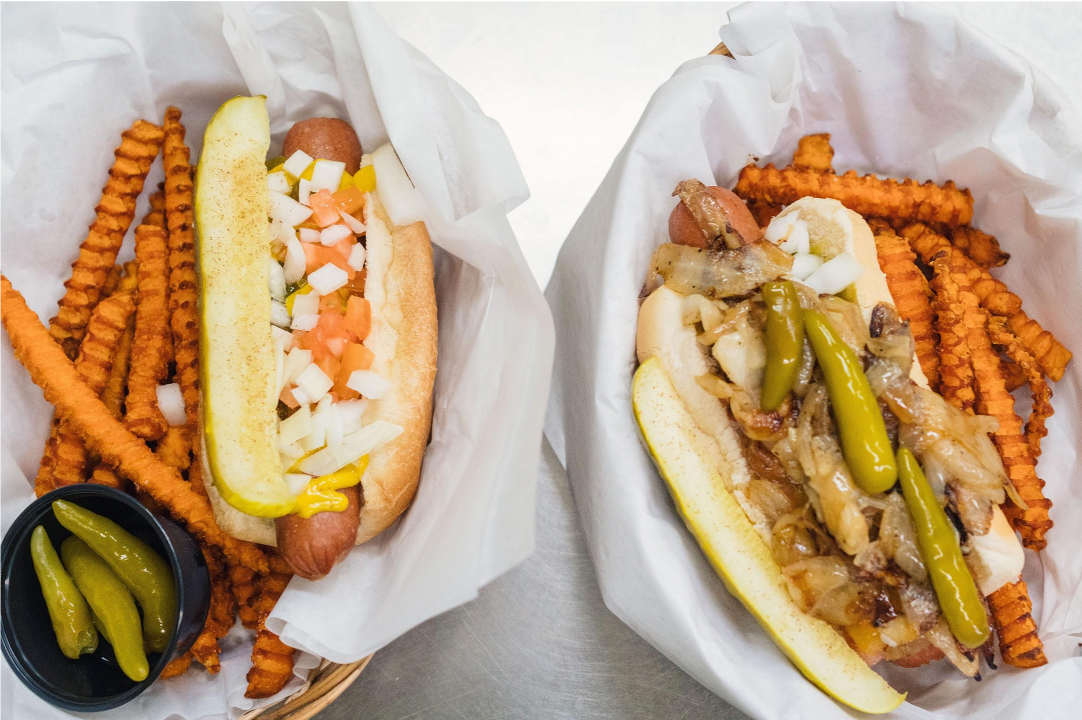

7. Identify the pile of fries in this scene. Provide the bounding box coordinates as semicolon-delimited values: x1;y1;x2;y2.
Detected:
0;109;296;698
735;134;1071;670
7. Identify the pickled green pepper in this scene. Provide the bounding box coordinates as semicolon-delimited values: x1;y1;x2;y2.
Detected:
30;526;97;659
52;500;176;653
60;536;149;682
803;309;898;494
760;281;805;411
896;448;990;649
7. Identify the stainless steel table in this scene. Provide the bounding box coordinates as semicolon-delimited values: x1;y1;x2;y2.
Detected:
318;440;746;719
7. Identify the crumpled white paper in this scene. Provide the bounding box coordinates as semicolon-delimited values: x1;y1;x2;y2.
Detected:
1;2;553;719
545;3;1082;718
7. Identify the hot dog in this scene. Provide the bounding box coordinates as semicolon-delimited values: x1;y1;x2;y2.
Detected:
634;180;1029;706
196;97;437;581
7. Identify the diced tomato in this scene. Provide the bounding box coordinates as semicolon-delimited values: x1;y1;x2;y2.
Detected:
345;296;371;342
319;293;343;314
279;386;301;409
309;189;340;227
316;354;340;383
303;243;355;279
307;310;348;363
334;342;375;399
333;236;354;260
346;268;366;293
291;331;308;350
332;187;365;215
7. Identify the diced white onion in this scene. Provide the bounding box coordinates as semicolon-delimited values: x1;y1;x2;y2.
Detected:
298;228;320;243
325;403;343;456
347;243;366;272
268;258;287;302
277;436;304;459
373;143;425;226
319;224;351;247
283;235;306;284
301;399;329;452
283;150;313;179
278;405;312;444
347;370;390;399
156;383;186;426
290;292;319;316
290;386;312;408
291;313;318;332
764;212;799;244
269;191;313;228
310;160;347;193
790;252;824;280
297;421;404;477
271;300;291;329
339;210;366;234
779;219;810;254
267;171;291;194
284;348;313;384
802;251;863;295
308;263;348;295
296;364;333;405
336;399;369;434
298;178;313;206
271;326;293;353
285;473;312;496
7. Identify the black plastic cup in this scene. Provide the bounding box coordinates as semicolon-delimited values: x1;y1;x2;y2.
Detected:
1;484;211;712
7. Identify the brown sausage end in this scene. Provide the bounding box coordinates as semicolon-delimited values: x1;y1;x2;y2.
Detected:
275;485;361;580
283;118;363;174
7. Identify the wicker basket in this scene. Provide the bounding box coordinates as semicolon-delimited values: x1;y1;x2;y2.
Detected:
240;656;373;720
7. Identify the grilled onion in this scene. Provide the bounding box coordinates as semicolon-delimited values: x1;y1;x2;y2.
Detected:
650;241;793;299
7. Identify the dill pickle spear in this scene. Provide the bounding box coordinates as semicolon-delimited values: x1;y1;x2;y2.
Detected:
803;309;897;494
60;537;148;682
30;526;97;659
760;281;805;411
897;448;989;649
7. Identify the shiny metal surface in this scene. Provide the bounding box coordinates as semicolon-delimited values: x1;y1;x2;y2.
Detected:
317;440;746;719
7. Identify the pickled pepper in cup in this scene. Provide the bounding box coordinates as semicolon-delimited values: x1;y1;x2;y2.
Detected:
52;500;176;653
60;536;149;682
30;525;97;659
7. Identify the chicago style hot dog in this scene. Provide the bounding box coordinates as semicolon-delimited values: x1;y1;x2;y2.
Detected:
196;97;436;580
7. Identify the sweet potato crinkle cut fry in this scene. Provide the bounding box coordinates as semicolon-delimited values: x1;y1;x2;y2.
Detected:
930;253;976;412
89;465;126;491
245;558;296;699
988;580;1047;667
870;220;939;388
988;318;1053;459
228;562;260;629
0;276;268;573
163;107;201;427
951;225;1009;268
156;426;191;470
792;133;834;172
190;546;236;673
903;223;1071;380
49;120;163;357
124;224;172;440
734;164;974;227
38;292;136;490
160;652;194;679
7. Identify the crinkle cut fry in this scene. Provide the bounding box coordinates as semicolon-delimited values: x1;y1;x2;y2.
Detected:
156;426;191;470
245;558;296;699
951;225;1009;268
988;318;1053;459
190;545;236;673
49;119;164;358
748;200;782;230
903;223;1071;380
792;133;834;172
929;252;975;412
228;561;260;629
39;292;136;490
163;107;201;429
124;225;172;440
160;652;194;679
988;580;1047;668
870;219;939;389
0;276;268;574
89;465;126;491
733;164;973;228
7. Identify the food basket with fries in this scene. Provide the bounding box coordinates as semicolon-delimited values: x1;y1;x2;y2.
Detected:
1;4;552;718
544;4;1081;718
